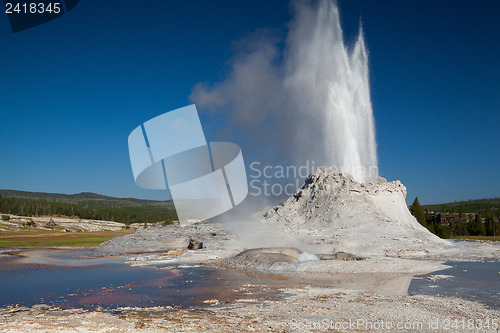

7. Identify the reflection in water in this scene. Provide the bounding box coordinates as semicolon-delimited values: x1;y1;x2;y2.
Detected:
16;248;125;266
409;260;500;309
283;272;416;296
1;248;497;311
0;248;284;310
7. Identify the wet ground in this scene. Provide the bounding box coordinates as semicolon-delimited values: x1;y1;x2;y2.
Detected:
0;248;285;311
1;248;498;311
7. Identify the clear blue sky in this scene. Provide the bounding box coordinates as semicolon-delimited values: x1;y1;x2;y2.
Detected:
0;0;498;205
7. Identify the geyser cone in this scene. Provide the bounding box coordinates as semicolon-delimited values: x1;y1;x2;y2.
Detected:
261;168;454;257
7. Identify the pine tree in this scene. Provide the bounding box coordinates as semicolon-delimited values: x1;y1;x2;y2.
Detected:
410;197;427;226
468;213;486;236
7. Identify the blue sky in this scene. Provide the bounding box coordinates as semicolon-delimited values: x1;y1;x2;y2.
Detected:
0;0;498;205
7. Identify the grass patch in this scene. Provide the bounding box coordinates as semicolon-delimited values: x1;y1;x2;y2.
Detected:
0;229;134;247
454;235;500;241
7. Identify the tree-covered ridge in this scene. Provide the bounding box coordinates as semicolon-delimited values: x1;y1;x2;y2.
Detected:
422;198;500;213
410;197;500;239
0;189;172;207
0;190;177;225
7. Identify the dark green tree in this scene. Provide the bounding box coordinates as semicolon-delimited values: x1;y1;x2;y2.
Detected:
425;212;436;233
484;209;495;236
410;197;427;226
455;222;469;236
468;213;486;236
434;222;450;239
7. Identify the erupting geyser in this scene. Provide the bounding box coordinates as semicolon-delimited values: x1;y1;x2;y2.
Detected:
192;0;378;184
286;0;378;183
190;0;452;258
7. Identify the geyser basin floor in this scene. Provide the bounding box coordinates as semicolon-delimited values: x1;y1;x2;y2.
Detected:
0;248;286;311
0;248;441;310
1;245;500;332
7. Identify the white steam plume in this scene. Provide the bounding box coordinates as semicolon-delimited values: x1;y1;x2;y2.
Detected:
190;0;378;183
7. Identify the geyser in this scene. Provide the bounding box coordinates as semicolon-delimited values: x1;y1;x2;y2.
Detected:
285;0;378;183
191;0;378;183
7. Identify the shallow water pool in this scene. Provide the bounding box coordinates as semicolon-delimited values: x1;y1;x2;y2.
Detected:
0;248;283;310
408;260;500;309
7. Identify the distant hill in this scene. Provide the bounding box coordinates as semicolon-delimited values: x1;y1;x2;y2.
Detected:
0;190;173;208
422;198;500;213
0;190;177;224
